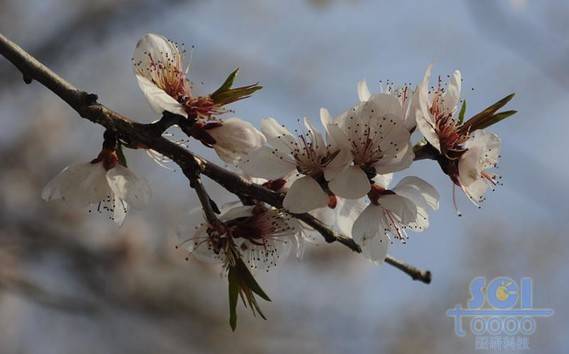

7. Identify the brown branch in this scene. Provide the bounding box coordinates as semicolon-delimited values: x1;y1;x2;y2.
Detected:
385;256;432;284
0;32;431;284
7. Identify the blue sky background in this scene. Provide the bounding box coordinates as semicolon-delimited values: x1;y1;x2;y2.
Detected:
1;0;568;353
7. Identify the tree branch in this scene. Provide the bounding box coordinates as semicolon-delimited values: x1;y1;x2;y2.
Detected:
0;32;431;284
385;256;432;284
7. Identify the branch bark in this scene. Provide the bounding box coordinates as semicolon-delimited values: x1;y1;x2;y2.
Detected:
0;32;431;284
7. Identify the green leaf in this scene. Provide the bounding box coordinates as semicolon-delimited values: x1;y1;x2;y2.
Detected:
472;110;517;131
458;100;467;124
210;83;262;106
116;142;128;168
210;68;262;106
235;258;271;301
211;68;239;98
228;267;239;331
459;93;515;133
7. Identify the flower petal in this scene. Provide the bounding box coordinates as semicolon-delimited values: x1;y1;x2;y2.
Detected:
239;146;296;180
443;70;462;114
416;65;441;151
283;176;329;213
260;117;296;154
394;176;439;210
352;204;389;263
458;145;483;186
208;117;267;164
42;162;110;207
328;166;370;199
133;33;180;73
336;198;367;237
135;75;187;117
106;165;152;209
464;130;501;169
357;80;371;102
378;194;417;225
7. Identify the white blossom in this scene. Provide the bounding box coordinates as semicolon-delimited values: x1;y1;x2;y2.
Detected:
133;33;264;165
415;65;502;206
206;117;266;165
415;64;465;154
350;176;439;264
324;91;414;200
357;79;419;131
240;116;352;213
457;130;501;205
41;150;151;225
132;33;189;117
176;203;302;271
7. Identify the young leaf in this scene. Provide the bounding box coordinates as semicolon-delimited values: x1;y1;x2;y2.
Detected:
116;142;128;168
210;83;262;106
472;110;517;131
459;93;515;133
228;267;240;331
211;68;239;98
458;100;467;124
235;258;271;301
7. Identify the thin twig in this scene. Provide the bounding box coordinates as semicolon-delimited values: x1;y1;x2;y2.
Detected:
0;32;431;283
385;256;432;284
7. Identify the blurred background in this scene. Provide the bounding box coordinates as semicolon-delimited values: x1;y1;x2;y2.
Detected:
0;0;567;353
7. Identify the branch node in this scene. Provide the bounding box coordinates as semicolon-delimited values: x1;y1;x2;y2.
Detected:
85;93;99;105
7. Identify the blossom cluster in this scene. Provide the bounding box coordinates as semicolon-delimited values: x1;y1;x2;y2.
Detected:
40;33;514;329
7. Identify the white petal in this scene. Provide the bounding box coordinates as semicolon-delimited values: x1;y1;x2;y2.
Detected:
402;86;419;131
373;141;414;174
106;165;151;209
219;204;255;221
464;130;501;169
110;196;128;226
283;176;329;213
133;33;180;72
462;178;491;205
176;207;207;249
320;107;332;127
42;162;97;205
416;65;441;151
357;80;371;102
208;117;267;164
336;198;367;236
323;148;352;181
260;117;297;155
239;146;296;180
416;109;441;151
373;173;394;189
378;194;417;225
368;92;404;119
394;176;439;210
303;116;326;155
458;145;483;186
443;70;462;114
328;166;370;199
352;204;389;263
352;204;381;244
135;75;187;117
407;205;430;232
43;162;111;207
326;122;351;151
361;230;390;264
